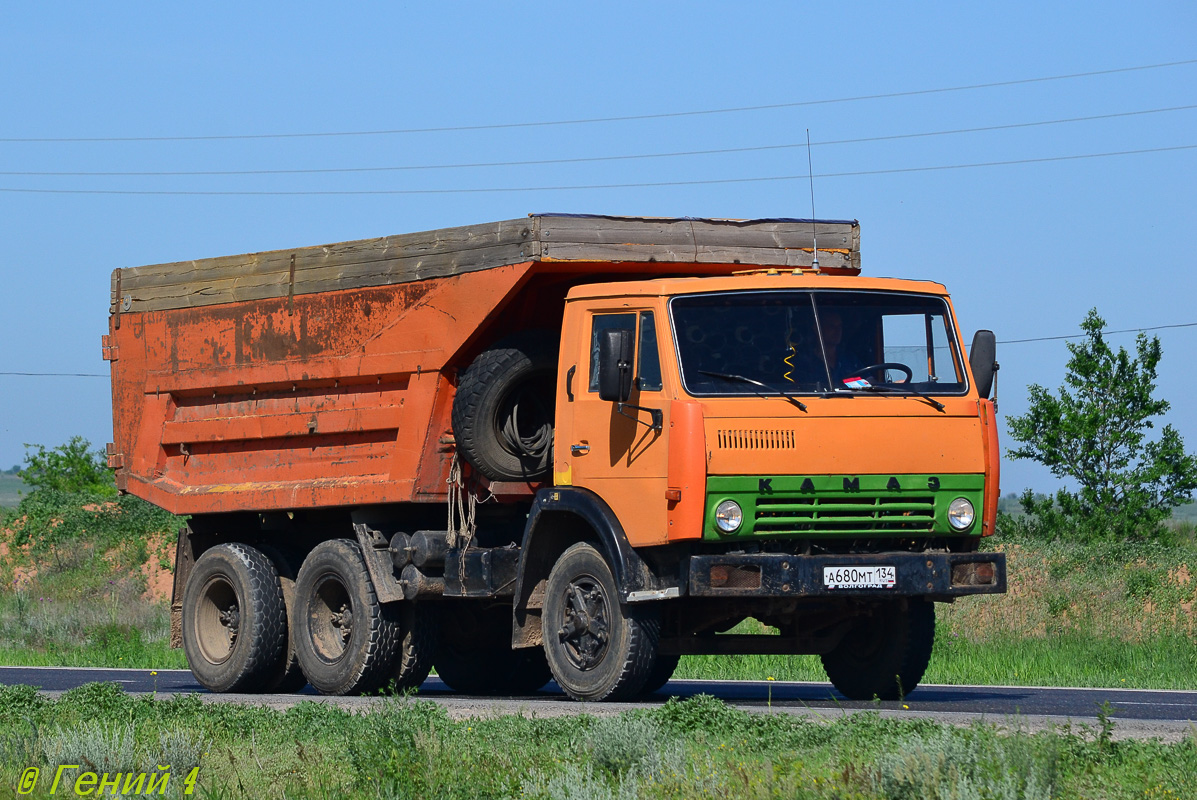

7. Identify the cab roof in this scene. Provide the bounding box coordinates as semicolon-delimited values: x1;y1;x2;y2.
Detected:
564;272;950;301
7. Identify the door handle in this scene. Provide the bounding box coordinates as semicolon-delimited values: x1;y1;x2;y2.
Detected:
570;443;590;455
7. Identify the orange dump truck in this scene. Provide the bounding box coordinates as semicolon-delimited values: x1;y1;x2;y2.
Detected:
106;214;1005;700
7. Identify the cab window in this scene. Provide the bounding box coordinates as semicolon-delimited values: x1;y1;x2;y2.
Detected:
589;313;636;392
637;311;662;391
588;311;663;392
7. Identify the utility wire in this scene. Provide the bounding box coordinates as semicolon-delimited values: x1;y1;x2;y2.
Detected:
2;58;1194;143
998;322;1197;344
1;143;1192;196
4;104;1193;178
7;323;1196;378
0;371;108;378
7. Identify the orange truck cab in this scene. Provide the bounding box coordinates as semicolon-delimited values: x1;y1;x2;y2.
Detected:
106;214;1005;701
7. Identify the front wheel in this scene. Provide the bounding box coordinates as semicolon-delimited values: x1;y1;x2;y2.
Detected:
542;543;659;701
820;598;935;701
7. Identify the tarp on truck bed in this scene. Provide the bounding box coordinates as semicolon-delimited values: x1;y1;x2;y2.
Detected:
109;215;860;316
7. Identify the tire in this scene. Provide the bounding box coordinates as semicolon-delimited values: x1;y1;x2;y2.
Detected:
181;543;288;694
293;539;429;695
640;653;680;696
820;599;935;701
452;332;557;482
433;605;552;695
392;601;437;692
542;543;659;701
257;544;308;693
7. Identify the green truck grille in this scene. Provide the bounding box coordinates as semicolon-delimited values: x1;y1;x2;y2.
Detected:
755;493;936;535
704;474;985;540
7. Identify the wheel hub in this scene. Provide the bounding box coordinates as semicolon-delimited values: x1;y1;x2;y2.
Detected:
331;603;353;644
195;576;240;665
219;606;240;644
310;576;355;662
557;577;610;670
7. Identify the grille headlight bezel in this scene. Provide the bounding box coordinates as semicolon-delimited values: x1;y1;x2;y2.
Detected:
947;497;976;531
714;500;743;533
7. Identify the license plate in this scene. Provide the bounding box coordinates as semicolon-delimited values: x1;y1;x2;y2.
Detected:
823;565;896;589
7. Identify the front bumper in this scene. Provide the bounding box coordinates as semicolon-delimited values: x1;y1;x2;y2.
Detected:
687;551;1006;598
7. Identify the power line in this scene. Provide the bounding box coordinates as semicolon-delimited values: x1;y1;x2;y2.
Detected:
1;143;1192;196
0;372;107;378
7;324;1195;379
4;104;1193;178
995;320;1197;342
2;58;1194;143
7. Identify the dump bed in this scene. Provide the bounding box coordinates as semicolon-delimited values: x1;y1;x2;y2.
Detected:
105;214;860;515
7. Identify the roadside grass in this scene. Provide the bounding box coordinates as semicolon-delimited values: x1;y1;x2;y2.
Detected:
0;683;1193;799
676;628;1197;689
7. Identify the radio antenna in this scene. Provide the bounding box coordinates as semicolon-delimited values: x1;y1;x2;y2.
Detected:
806;128;819;270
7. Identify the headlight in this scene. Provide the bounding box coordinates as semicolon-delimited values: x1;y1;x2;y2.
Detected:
948;497;975;531
714;500;743;533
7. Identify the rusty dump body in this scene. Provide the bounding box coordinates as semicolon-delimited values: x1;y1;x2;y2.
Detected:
105;214;862;515
107;213;1007;702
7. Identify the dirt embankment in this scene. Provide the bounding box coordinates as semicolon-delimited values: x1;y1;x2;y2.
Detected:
1;523;175;604
940;541;1197;641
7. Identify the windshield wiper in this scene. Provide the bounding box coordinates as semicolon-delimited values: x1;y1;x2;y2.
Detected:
851;383;946;412
697;370;808;412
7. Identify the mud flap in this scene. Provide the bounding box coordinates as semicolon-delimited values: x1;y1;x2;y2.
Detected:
352;522;406;603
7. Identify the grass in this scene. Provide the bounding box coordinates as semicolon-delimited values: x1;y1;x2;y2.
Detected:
677;627;1197;689
0;684;1193;799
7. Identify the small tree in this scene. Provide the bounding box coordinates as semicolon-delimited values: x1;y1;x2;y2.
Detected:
1006;309;1197;541
18;436;116;496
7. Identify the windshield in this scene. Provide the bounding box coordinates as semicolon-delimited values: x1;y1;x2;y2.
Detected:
670;290;967;396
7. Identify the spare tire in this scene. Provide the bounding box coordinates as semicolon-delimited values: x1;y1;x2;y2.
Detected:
452;332;557;482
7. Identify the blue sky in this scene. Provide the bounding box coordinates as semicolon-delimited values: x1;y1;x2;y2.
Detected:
1;2;1194;497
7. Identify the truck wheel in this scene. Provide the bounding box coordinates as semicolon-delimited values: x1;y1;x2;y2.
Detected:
820;599;935;701
452;332;557;482
433;605;552;695
181;543;288;693
392;602;437;692
542;543;658;701
640;653;681;695
257;545;308;693
293;539;421;695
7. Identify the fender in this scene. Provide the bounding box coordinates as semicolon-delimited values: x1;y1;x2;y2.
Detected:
511;486;679;647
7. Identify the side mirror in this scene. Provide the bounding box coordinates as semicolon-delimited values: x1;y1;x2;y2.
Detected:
598;328;634;402
969;330;997;399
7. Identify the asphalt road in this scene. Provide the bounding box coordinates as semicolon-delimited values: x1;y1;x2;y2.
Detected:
3;665;1195;739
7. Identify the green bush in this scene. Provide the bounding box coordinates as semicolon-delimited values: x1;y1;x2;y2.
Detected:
1;438;180;557
522;763;640;800
587;714;667;776
6;488;179;557
43;721;139;773
874;726;1058;800
1125;568;1159;599
18;437;116;496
